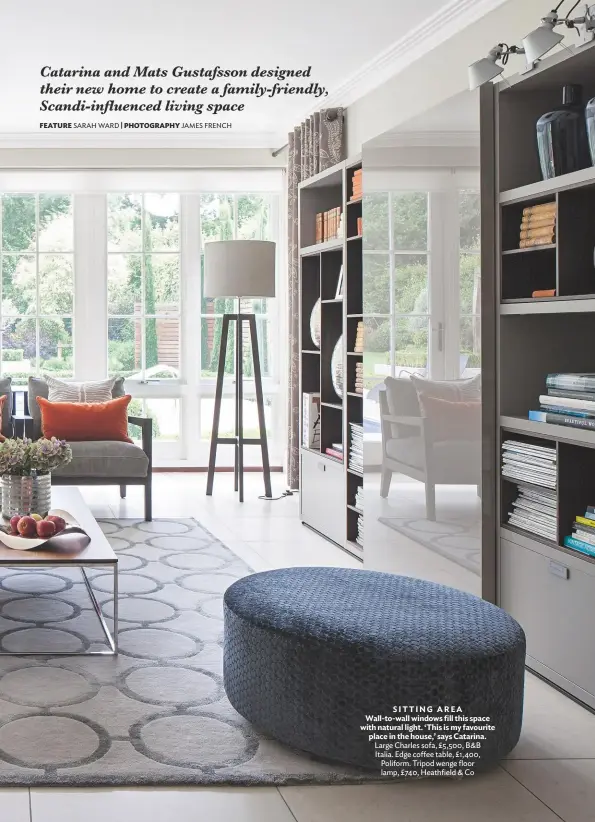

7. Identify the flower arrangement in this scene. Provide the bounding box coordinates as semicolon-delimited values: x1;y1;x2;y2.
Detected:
0;438;72;476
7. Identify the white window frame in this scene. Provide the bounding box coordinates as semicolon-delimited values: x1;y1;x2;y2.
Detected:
0;170;285;467
365;167;479;383
0;193;75;380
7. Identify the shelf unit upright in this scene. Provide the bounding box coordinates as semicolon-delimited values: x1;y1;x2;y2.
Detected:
298;156;363;561
482;41;595;709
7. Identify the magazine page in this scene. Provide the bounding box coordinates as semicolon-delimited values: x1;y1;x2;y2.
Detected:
0;2;592;820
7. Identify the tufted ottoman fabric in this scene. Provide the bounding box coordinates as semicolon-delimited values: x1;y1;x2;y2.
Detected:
223;567;526;771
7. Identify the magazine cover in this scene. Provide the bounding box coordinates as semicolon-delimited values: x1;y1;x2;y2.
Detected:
0;1;592;820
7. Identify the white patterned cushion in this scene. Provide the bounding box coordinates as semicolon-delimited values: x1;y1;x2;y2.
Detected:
410;374;481;405
45;375;116;403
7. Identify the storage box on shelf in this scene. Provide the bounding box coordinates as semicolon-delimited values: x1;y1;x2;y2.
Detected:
299;157;363;561
488;41;595;709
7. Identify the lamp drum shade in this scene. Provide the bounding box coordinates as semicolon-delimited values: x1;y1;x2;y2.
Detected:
204;240;276;298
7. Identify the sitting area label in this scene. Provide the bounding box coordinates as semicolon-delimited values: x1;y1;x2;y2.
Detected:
361;706;496;777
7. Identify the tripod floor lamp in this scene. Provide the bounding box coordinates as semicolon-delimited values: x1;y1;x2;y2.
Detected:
204;240;275;502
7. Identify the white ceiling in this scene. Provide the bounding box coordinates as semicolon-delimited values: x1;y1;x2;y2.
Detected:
0;0;495;146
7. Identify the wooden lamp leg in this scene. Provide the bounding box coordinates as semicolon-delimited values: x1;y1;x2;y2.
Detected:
249;315;272;499
206;315;231;496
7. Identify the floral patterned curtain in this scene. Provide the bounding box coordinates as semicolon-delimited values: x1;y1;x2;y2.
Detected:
287;108;345;488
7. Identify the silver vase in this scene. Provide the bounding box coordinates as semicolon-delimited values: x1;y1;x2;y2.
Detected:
1;474;52;520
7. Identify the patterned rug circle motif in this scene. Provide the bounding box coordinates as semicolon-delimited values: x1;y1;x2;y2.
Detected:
0;519;370;786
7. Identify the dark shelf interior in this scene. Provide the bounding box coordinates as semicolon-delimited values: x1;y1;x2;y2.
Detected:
320;403;343;458
558;442;595;547
320;301;343;405
498;45;595;192
321;249;343;300
301;254;320;351
346;240;363;315
501;246;556;300
299;182;343;249
558;187;595;296
500;313;595;418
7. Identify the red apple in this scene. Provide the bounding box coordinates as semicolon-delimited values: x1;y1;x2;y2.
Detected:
17;516;37;538
9;515;21;535
46;515;66;533
36;519;56;539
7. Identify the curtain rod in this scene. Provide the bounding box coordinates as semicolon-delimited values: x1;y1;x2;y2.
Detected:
271;143;288;158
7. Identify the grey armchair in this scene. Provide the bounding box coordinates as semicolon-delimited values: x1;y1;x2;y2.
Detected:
380;377;480;521
13;379;153;521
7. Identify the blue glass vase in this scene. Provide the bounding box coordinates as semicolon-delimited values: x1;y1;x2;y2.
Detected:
536;84;591;180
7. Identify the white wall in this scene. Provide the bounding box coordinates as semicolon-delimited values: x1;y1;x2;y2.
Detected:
346;0;551;153
0;147;284;169
364;145;480;168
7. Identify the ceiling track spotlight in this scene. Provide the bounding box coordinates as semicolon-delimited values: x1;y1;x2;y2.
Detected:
468;43;525;91
523;2;595;64
469;2;595;90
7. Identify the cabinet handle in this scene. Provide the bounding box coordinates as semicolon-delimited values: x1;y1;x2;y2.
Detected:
317;462;326;472
549;560;569;579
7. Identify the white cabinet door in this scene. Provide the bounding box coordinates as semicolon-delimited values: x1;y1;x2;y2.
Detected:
300;449;346;546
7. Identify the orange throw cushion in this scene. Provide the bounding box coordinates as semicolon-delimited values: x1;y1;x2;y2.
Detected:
36;395;132;443
0;395;6;442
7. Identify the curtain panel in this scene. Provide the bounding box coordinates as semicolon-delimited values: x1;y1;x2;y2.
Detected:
287;108;345;489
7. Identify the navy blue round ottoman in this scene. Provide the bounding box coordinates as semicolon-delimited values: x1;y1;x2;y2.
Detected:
223;568;525;771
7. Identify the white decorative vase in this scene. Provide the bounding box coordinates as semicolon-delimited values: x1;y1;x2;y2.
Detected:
331;335;344;399
310;299;321;349
1;474;52;520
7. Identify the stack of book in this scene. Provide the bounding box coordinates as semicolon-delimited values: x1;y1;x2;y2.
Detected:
529;373;595;432
501;439;557;489
564;508;595;558
315;207;342;243
354;321;364;353
508;485;557;542
325;442;343;462
355;361;363;394
356;513;364;548
302;392;320;449
354;485;364;513
349;423;363;473
351;169;362;201
519;201;556;248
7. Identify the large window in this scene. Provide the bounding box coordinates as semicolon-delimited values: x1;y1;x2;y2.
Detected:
363;170;480;427
199;193;278;448
0;174;283;466
459;190;481;377
0;194;74;383
107;193;181;381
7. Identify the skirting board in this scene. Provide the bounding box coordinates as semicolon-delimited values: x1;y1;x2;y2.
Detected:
526;656;595;714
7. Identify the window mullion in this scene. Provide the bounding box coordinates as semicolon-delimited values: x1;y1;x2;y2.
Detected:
74;194;107;380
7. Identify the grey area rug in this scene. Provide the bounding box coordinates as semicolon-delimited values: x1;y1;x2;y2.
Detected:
0;519;373;786
379;513;480;575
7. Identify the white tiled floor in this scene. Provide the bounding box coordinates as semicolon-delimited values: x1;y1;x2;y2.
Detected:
6;473;594;821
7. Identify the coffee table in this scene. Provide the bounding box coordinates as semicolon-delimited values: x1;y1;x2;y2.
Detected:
0;486;118;655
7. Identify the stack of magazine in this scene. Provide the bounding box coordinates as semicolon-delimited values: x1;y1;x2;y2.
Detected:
501;439;556;488
564;507;595;558
356;513;364;548
503;439;557;541
529;373;595;431
508;485;557;542
349;423;363;473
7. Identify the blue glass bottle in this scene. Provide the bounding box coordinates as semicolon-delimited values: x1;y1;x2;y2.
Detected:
536;84;591;180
